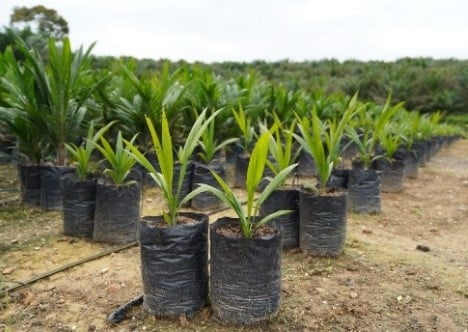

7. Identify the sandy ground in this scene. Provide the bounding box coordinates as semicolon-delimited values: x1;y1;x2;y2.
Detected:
0;140;467;332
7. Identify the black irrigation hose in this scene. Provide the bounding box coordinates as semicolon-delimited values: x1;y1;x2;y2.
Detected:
0;241;137;297
0;200;246;299
0;188;20;193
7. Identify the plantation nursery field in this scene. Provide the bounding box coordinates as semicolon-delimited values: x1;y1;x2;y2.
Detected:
0;139;466;331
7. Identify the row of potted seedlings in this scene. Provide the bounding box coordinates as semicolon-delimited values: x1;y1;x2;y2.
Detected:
10;98;461;326
1;38;462;325
7;87;460;324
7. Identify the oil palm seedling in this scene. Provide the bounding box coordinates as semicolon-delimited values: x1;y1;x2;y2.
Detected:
0;45;44;205
61;121;115;237
293;94;357;256
103;61;186;152
1;37;107;209
191;117;238;210
231;104;257;188
346;96;403;169
91;131;141;244
186;129;297;324
374;122;407;192
259;116;302;248
14;37;108;165
127;108;219;225
65;121;115;180
125;108;218;317
294;93;357;191
345;96;403;213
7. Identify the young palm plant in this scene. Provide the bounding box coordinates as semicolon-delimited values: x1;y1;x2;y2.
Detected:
94;132;138;185
191;117;238;210
345;96;403;213
197;119;238;164
14;37;108;165
294;93;357;192
65;121;115;180
293;96;357;256
346;96;403;169
0;46;44;165
127;108;219;225
232;104;256;156
187;130;297;238
91;131;141;244
231;104;257;188
61;121;114;238
258;116;302;248
186;130;297;324
126;108;219;317
374;122;407;193
264;116;300;181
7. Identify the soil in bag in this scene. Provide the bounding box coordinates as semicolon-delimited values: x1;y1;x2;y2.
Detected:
18;164;41;206
139;213;208;317
209;217;282;325
327;168;350;190
260;188;300;248
40;165;75;211
62;174;96;238
373;158;405;193
93;180;140;244
347;168;381;214
299;190;347;257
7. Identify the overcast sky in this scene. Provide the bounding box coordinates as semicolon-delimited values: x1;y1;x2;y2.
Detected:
1;0;468;62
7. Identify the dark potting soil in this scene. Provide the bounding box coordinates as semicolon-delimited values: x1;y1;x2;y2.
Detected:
299;190;348;257
209;217;282;324
139;213;208;317
215;223;279;239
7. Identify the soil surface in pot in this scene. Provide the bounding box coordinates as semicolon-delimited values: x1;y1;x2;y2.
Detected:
216;223;278;239
0;140;467;331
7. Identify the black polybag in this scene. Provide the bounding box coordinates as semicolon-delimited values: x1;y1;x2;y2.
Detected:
173;161;194;205
18;164;41;206
234;154;249;189
62;174;96;238
401;148;419;179
209;217;282;324
347;168;381;214
299;190;347;257
139;213;208;317
413;141;429;167
93;180;140;244
373;158;405;193
296;150;316;177
260;188;300;248
191;162;225;211
327;168;350;190
40;165;75;211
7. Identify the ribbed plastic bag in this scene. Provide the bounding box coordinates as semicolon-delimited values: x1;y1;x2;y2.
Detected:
347;168;381;214
139;213;208;317
40;165;75;211
210;217;282;324
62;174;96;238
93;180;140;244
260;188;300;248
299;190;347;256
18;164;41;206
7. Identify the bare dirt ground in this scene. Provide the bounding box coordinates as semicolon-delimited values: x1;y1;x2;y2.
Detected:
0;140;467;332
